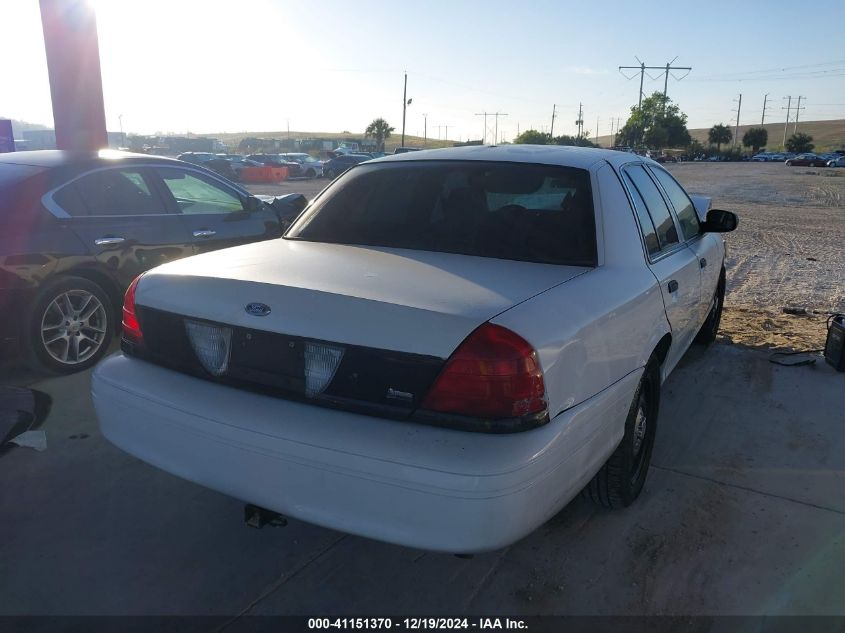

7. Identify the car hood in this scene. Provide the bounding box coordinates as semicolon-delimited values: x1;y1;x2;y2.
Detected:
136;239;589;357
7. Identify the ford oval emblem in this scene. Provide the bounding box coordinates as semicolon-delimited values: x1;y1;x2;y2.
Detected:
245;302;271;317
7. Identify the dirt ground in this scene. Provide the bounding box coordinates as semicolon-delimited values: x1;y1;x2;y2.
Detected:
658;162;844;351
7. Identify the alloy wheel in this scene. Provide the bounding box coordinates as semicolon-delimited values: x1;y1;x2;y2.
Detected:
40;290;108;365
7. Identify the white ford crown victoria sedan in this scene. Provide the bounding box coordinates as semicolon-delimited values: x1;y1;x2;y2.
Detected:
93;145;737;553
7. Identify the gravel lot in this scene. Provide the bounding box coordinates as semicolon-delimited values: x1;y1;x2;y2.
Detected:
667;162;845;350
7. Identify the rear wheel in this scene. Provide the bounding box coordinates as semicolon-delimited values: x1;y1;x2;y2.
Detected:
26;276;114;374
585;358;660;508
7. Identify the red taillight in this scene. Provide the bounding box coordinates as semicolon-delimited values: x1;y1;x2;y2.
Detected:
122;274;144;344
421;323;546;420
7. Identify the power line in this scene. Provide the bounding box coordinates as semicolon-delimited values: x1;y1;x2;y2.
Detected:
618;56;691;109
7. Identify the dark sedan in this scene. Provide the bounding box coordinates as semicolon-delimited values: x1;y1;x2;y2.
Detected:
785;153;828;167
322;154;371;179
0;150;305;373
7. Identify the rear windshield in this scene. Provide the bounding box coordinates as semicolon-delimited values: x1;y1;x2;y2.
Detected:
287;160;597;266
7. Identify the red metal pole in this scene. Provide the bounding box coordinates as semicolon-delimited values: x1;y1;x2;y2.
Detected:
39;0;108;151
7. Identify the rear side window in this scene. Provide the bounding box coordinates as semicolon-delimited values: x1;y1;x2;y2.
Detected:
289;161;597;266
621;171;660;256
649;167;700;240
623;165;679;252
59;168;167;216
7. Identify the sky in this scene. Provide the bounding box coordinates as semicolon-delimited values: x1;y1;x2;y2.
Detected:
3;0;845;142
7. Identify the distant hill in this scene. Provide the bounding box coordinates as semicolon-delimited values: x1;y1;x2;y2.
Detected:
594;119;845;151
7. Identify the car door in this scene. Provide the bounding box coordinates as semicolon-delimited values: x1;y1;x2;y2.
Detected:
648;165;722;325
620;164;702;373
152;166;282;255
49;166;194;289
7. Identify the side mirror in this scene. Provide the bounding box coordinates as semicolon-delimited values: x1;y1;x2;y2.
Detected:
268;193;308;230
244;196;265;213
701;209;738;233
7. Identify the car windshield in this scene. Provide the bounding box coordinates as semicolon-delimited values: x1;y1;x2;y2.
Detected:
288;160;597;266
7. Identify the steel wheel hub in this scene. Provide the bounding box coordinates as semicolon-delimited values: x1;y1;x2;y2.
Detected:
632;403;647;456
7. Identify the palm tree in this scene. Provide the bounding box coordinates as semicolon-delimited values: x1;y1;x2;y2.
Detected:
708;124;732;152
365;118;395;152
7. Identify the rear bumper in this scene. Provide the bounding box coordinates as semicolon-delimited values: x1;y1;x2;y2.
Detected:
93;354;639;553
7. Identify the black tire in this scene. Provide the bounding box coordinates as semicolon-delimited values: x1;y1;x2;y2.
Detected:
695;270;726;345
305;168;316;178
25;276;114;374
585;358;660;508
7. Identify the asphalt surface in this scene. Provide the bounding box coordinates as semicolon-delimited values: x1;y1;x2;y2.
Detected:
2;342;843;617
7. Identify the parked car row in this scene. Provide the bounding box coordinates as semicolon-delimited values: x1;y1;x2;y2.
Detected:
750;151;796;162
178;152;326;180
0;150;307;371
751;150;845;166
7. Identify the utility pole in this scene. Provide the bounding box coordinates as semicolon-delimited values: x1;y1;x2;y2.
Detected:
549;104;556;140
782;96;792;148
733;93;742;148
494;112;507;144
401;72;408;147
422;113;427;147
475;112;489;144
596;116;600;145
793;96;805;135
619;57;691;110
575;103;584;139
761;93;770;126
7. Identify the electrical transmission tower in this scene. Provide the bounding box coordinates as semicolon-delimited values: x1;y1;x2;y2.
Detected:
475;112;507;144
618;56;691;109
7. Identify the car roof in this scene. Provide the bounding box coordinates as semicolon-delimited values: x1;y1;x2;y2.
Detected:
373;144;646;170
0;149;183;169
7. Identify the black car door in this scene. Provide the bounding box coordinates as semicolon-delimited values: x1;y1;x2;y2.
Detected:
152;165;282;255
50;166;194;289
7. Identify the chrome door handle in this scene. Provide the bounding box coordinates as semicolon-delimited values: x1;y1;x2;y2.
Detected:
192;230;217;238
94;237;125;246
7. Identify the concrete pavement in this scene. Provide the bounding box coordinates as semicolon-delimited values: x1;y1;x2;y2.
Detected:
1;342;843;616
